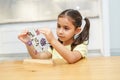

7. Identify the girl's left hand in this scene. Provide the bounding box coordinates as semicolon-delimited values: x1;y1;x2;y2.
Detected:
38;28;55;44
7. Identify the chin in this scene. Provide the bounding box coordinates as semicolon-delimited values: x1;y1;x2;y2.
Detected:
58;38;64;42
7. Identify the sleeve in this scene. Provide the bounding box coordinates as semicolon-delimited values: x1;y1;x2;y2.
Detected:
48;47;52;54
73;43;88;58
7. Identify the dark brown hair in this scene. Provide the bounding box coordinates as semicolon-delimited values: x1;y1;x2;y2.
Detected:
58;9;90;51
51;9;90;51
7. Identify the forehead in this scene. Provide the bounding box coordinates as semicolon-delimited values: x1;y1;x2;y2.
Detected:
58;17;74;26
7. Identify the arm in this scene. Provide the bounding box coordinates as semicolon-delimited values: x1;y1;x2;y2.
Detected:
38;28;82;63
50;39;82;63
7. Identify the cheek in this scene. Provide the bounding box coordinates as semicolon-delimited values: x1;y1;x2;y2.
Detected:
65;31;75;37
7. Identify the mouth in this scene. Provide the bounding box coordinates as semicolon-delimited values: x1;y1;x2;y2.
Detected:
58;35;64;38
58;36;65;40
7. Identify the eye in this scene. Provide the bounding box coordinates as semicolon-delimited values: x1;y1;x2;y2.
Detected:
57;24;61;28
64;26;69;30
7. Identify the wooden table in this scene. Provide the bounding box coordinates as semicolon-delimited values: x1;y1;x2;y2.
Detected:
0;56;120;80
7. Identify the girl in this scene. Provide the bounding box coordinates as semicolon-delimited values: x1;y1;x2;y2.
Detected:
18;9;90;64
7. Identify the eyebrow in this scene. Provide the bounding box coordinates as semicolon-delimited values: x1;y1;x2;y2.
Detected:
57;23;69;27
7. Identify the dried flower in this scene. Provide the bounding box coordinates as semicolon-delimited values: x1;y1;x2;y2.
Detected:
40;38;46;46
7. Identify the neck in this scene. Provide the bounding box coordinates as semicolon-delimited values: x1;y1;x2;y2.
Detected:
63;38;74;46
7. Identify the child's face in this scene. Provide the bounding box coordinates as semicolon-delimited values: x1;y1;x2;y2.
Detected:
57;17;79;45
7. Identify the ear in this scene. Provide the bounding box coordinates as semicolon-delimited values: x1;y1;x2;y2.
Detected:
75;27;81;35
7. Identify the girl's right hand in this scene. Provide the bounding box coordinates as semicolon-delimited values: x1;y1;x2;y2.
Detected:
18;29;30;44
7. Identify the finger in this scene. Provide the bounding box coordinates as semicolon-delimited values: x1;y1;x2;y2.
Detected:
19;37;26;43
18;32;27;37
18;32;28;42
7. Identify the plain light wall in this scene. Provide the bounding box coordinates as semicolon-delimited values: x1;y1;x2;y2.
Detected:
109;0;120;55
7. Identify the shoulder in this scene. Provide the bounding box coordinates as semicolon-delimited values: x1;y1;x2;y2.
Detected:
75;41;88;48
73;41;88;57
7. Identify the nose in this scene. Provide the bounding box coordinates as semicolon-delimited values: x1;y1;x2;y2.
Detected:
58;28;63;34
